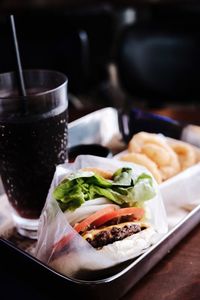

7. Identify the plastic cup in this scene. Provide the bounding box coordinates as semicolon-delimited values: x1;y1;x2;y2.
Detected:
0;69;68;239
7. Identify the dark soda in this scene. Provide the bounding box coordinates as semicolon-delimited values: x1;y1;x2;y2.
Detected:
0;106;68;219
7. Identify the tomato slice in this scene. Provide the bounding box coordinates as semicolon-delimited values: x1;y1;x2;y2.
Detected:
53;206;117;252
73;206;116;233
92;207;144;228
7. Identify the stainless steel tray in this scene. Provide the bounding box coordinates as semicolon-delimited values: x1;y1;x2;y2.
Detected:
1;107;200;300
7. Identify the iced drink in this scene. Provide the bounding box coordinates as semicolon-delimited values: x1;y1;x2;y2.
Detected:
0;106;68;218
0;70;68;238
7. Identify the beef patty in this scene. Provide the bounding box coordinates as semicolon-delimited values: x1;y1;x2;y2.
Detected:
83;222;145;249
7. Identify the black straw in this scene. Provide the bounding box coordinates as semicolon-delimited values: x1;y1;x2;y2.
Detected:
10;15;27;97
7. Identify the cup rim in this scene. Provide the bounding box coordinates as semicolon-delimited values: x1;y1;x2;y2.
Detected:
0;69;68;100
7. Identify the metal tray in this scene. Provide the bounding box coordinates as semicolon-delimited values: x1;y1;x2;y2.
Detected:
1;107;200;300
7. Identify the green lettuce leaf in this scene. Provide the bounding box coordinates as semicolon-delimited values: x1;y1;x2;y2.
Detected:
53;167;156;211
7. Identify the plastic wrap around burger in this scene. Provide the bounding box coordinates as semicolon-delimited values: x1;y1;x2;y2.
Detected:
52;166;158;256
35;155;168;276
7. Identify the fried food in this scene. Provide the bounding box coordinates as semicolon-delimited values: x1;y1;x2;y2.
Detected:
159;146;181;180
128;131;171;153
119;130;200;183
169;141;196;170
159;165;179;181
141;143;171;167
126;131;182;182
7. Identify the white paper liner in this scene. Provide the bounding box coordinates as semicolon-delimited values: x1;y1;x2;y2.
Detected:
160;162;200;228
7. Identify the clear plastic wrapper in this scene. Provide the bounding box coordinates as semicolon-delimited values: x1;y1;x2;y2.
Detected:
35;155;168;279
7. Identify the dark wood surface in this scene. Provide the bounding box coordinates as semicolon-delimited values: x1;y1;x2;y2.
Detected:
152;106;200;126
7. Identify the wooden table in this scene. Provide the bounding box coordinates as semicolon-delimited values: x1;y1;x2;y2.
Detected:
152;106;200;126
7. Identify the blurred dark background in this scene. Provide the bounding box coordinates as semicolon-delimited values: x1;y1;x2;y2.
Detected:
1;1;200;115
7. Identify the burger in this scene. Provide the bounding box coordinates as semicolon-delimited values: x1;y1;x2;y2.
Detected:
51;165;157;262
